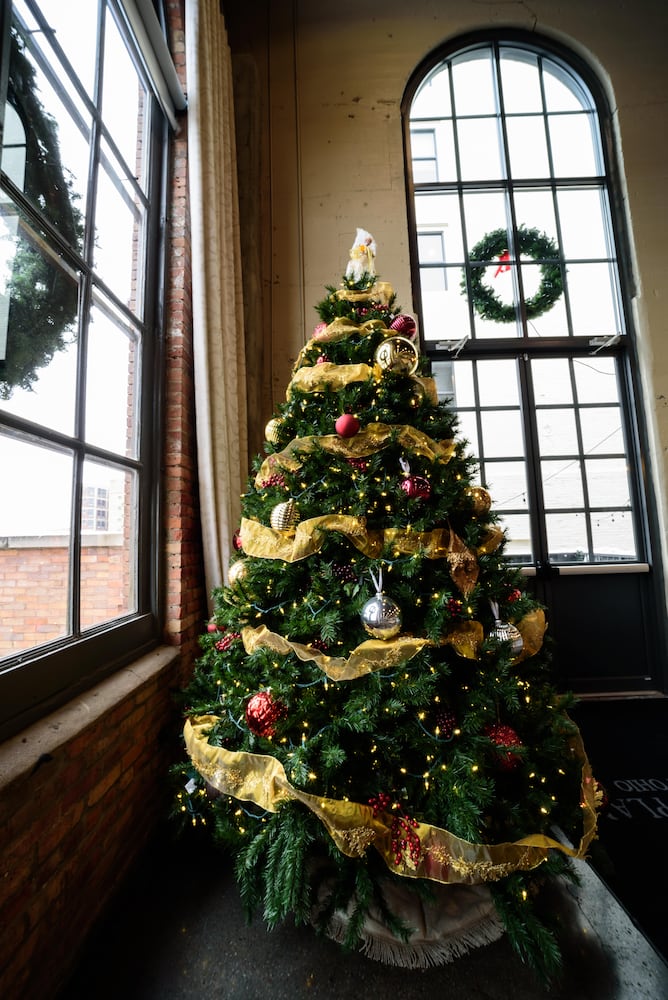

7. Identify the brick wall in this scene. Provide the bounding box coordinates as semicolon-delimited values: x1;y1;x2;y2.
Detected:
0;3;207;997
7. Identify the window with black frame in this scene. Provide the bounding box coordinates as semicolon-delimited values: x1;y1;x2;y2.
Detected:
404;36;642;568
0;0;170;738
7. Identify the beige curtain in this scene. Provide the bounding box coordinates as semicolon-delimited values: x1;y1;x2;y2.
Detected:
185;0;248;604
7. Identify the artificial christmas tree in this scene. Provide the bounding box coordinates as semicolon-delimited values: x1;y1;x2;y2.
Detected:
175;231;599;981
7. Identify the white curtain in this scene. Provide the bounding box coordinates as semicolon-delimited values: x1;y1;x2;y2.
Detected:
185;0;248;605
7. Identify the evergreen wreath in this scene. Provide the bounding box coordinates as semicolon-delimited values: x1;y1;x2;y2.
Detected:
462;226;563;323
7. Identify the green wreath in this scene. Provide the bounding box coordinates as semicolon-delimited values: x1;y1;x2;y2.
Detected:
462;226;563;323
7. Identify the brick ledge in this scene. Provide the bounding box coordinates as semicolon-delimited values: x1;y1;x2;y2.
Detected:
0;646;180;788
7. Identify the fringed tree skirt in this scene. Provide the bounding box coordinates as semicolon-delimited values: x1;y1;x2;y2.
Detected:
321;879;504;969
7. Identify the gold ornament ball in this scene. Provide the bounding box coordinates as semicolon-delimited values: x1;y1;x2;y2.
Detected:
265;418;282;444
270;498;300;531
467;485;492;516
228;559;248;586
374;336;419;376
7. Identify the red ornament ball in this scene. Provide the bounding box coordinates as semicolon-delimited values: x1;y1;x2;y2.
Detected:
507;588;522;603
312;322;328;340
245;691;287;738
316;355;329;365
400;474;431;500
335;413;360;437
485;723;523;771
232;529;243;552
206;620;220;633
389;314;417;340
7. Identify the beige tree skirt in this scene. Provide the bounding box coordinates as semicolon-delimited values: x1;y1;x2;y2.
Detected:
318;878;505;969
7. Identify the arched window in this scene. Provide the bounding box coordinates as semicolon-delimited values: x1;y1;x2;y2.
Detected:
403;31;666;694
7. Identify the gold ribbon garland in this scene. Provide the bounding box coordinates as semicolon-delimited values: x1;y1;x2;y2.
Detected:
255;424;456;487
184;715;598;885
239;517;479;596
287;362;439;406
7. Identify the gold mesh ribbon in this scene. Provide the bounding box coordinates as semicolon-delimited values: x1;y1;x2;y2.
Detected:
287;362;438;406
477;526;505;555
255;425;456;486
514;609;547;663
334;280;394;305
184;715;598;885
240;517;478;596
293;315;390;370
242;625;433;681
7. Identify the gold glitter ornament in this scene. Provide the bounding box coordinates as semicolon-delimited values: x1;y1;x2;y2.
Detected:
466;485;492;516
265;418;282;444
270;498;300;531
228;559;248;586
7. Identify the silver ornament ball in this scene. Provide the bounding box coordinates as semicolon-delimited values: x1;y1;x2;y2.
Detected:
360;593;402;640
489;619;524;657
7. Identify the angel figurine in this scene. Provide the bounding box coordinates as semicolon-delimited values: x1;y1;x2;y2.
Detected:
345;228;376;284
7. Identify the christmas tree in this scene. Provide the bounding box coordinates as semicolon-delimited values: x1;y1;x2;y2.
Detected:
175;230;599;981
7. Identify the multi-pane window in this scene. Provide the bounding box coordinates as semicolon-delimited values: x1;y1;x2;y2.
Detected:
0;0;169;736
405;37;643;568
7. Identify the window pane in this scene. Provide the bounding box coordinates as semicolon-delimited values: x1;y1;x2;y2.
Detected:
80;461;137;630
481;410;524;457
574;356;618;403
411;123;456;182
592;511;636;561
456;410;479;456
543;65;590;113
6;20;90;235
506;116;550;178
486;460;528;510
415;192;463;260
85;295;140;457
567;263;620;337
546;512;588;561
580;406;624;455
0;435;73;658
457;118;504;180
541;459;584;508
17;0;100;97
477;359;519;405
452;51;497;115
420;265;470;341
412;66;452;118
499;51;542;112
537;408;579;455
0;205;80;427
451;361;475;407
531;358;573;405
499;512;532;561
94;138;144;308
585;458;631;507
548;113;600;176
463;191;508;247
513;189;558;242
102;11;151;192
557;188;612;259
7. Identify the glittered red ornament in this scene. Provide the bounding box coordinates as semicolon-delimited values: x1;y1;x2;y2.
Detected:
232;529;243;552
316;355;329;364
335;413;360;437
400;474;431;500
389;313;417;340
245;691;287;738
507;588;522;603
485;723;523;771
215;631;241;652
434;707;457;740
347;457;368;471
312;322;328;339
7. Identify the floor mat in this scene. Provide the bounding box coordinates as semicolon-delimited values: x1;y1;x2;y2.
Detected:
570;697;668;961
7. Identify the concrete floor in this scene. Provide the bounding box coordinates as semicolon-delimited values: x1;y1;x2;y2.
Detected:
60;831;668;1000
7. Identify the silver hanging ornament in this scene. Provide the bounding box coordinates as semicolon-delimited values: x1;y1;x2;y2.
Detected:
360;567;402;640
270;498;300;531
488;600;523;657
